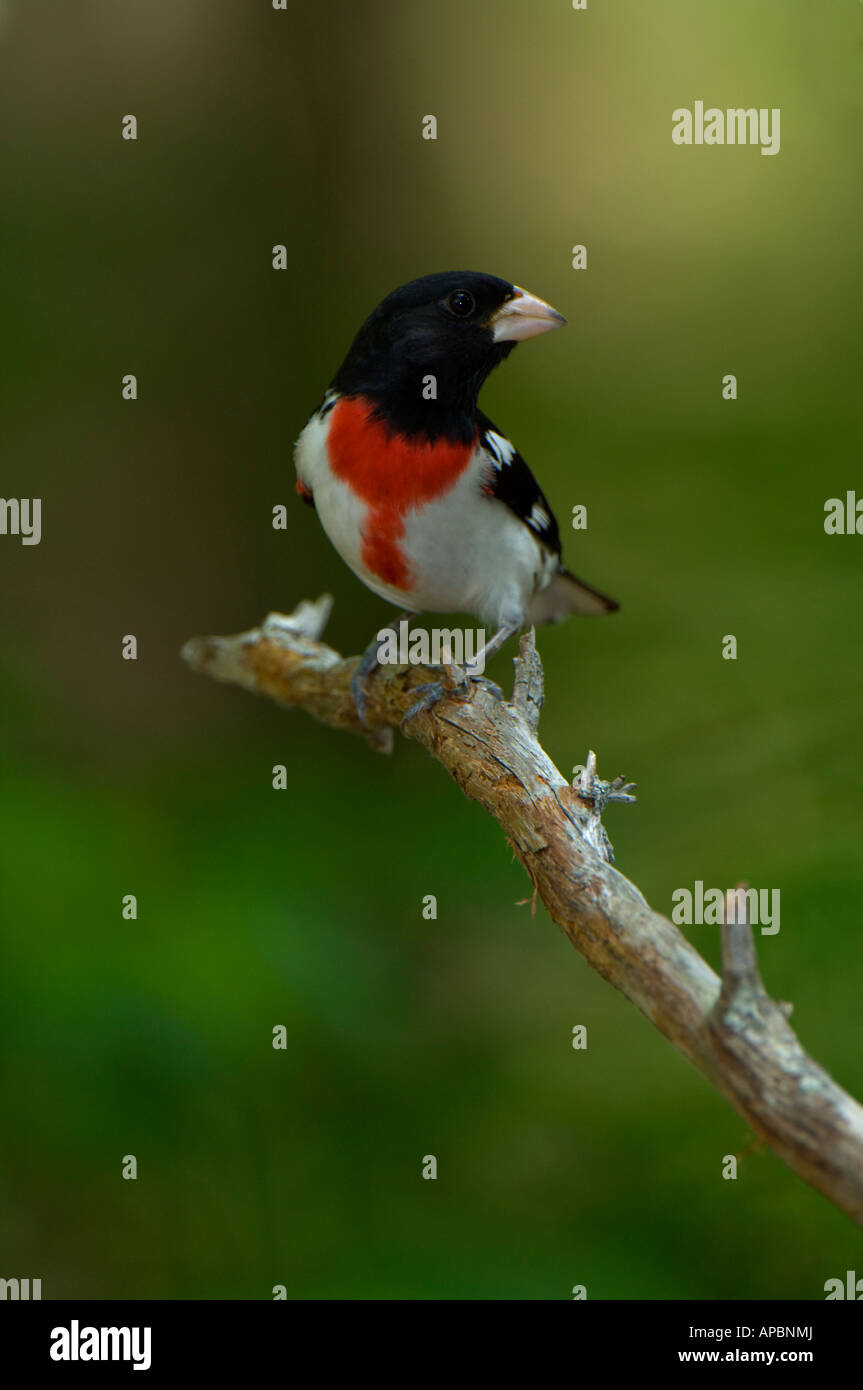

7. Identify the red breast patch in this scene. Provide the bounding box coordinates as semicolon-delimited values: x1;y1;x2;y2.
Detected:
326;396;475;589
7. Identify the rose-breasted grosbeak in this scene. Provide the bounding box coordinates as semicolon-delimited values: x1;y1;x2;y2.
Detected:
295;271;618;722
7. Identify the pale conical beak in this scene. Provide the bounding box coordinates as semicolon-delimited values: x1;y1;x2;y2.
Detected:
490;286;567;343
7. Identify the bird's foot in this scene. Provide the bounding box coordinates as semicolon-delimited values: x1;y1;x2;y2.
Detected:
352;610;418;729
469;675;504;700
401;664;503;727
350;668;372;727
351;628;393;728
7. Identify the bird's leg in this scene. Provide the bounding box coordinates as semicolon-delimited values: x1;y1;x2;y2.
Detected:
402;623;518;726
463;623;519;690
351;611;415;726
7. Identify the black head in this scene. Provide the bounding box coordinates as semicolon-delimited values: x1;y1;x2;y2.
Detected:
329;271;565;441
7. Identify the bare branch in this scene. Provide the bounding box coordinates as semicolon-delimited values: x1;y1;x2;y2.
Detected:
183;599;863;1226
511;628;544;733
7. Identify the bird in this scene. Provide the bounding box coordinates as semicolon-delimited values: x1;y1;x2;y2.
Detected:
294;270;618;723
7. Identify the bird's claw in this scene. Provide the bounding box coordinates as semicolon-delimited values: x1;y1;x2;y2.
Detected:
401;679;448;726
470;675;504;700
401;666;503;727
350;671;371;728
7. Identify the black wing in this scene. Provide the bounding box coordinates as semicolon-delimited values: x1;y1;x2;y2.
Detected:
475;410;562;558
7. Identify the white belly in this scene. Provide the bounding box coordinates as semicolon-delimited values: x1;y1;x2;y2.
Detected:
296;413;553;629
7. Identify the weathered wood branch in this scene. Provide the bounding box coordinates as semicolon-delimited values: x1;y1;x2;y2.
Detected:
182;597;863;1226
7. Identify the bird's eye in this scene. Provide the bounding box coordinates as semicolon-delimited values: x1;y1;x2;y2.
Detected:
447;290;475;318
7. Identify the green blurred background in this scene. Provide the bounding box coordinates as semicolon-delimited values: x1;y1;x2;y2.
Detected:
1;0;862;1299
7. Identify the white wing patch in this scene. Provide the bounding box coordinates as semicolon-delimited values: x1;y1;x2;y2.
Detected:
484;430;517;469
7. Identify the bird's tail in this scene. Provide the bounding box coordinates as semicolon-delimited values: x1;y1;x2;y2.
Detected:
528;567;619;624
